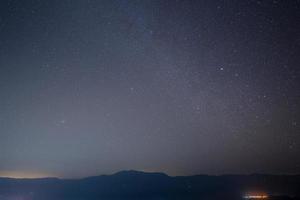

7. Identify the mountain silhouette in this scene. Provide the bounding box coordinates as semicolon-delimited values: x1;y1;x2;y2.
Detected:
0;170;299;200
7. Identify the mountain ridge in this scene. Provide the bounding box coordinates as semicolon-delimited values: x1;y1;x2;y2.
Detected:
1;170;299;180
0;170;299;200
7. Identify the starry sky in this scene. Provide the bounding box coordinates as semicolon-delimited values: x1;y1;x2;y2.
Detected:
0;0;299;178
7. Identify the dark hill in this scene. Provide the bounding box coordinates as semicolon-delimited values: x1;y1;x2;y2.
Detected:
0;171;299;200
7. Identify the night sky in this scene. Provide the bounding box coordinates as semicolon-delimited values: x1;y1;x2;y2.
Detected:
0;0;299;178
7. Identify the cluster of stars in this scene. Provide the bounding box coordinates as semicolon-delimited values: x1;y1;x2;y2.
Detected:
0;0;299;177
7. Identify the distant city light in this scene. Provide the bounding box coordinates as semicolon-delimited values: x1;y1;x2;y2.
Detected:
244;195;268;199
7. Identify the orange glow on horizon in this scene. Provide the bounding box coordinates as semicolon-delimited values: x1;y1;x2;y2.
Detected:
244;195;268;199
244;192;268;199
0;170;55;179
244;190;269;200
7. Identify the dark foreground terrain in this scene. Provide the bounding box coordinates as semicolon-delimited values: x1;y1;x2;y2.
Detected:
0;170;299;200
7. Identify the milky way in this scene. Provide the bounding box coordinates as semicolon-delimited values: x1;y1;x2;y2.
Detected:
0;0;299;178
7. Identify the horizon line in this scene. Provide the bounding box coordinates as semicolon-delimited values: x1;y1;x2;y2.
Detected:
0;169;299;180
